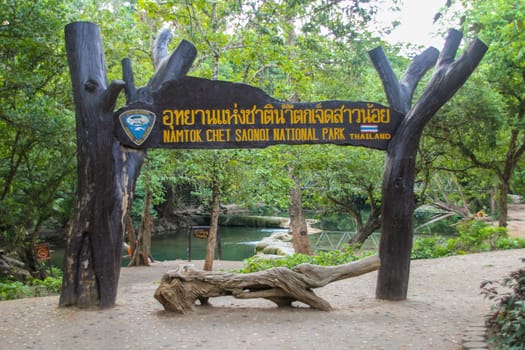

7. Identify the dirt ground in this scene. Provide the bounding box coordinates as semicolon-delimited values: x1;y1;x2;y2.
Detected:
1;206;525;350
506;203;525;238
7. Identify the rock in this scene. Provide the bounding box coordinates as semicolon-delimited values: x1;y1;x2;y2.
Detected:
255;231;294;256
462;335;485;343
220;215;289;228
462;341;488;349
261;245;294;256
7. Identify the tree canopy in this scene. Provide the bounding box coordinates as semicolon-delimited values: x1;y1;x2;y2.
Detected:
425;0;525;225
0;1;77;262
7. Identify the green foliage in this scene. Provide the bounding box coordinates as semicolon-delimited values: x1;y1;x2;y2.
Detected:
411;219;525;259
414;207;462;236
0;269;62;300
482;260;525;349
318;213;357;231
31;275;62;295
0;280;33;300
130;150;179;225
314;146;384;234
411;236;452;260
0;227;27;252
173;149;249;211
0;0;77;249
495;237;525;250
428;0;525;225
237;245;367;273
448;219;508;253
511;166;525;199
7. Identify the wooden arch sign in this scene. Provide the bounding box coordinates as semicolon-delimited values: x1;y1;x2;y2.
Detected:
61;21;486;309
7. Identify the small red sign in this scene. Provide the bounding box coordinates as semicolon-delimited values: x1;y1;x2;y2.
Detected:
34;243;51;261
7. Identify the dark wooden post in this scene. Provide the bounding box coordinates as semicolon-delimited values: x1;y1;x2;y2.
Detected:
59;22;133;307
371;30;488;300
60;22;196;308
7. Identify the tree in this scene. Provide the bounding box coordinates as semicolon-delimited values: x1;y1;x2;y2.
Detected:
432;0;525;226
319;147;385;245
288;163;313;255
59;22;144;308
128;152;174;267
421;74;506;217
178;149;246;271
0;0;77;276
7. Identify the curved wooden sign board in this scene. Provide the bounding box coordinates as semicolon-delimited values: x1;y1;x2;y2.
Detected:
115;76;403;151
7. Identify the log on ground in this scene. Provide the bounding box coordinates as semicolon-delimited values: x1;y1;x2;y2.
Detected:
154;255;380;313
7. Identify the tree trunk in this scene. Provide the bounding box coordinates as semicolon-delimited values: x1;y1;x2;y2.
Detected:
59;22;145;308
288;169;312;255
129;188;153;266
498;180;509;227
204;184;221;271
370;30;487;300
327;194;381;246
284;22;311;255
348;205;382;245
497;128;525;226
377;141;418;299
125;214;137;258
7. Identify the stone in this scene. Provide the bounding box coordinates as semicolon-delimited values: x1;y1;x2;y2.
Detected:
255;231;294;256
462;335;485;343
465;330;486;337
462;341;488;349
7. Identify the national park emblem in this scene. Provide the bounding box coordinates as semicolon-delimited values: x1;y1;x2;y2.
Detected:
118;109;156;146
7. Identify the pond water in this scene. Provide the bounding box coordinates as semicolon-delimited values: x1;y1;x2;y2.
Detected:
47;209;456;269
50;227;288;268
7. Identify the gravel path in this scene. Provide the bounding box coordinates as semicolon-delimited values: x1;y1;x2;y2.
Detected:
1;249;524;350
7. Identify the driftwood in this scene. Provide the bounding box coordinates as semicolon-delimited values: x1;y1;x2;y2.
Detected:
154;255;380;313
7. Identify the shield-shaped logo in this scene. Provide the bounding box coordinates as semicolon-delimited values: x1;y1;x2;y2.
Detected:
118;109;156;146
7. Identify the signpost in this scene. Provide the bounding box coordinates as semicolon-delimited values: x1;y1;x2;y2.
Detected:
34;243;51;262
34;243;53;276
187;226;222;261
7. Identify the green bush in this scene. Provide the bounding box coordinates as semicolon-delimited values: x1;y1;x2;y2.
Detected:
0;280;33;300
237;245;366;273
482;259;525;349
448;220;508;253
0;268;62;300
496;237;525;250
31;276;62;296
411;236;453;259
411;219;525;260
